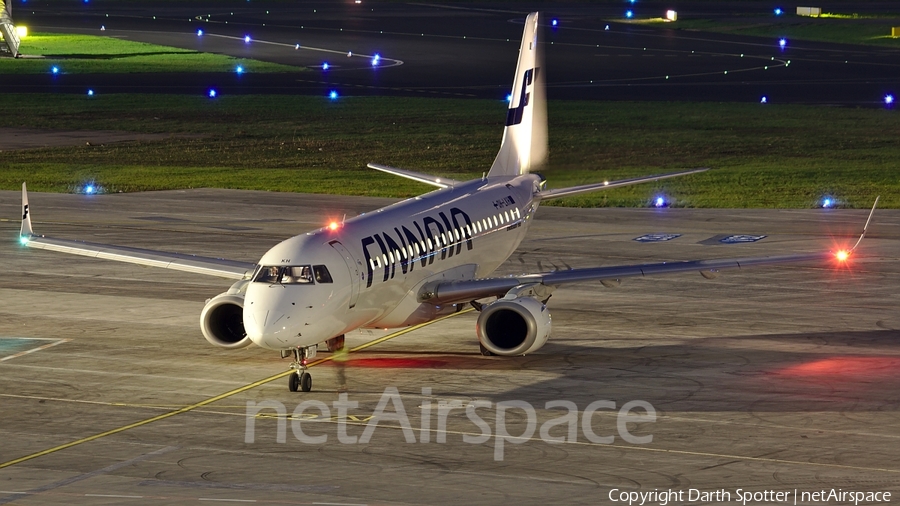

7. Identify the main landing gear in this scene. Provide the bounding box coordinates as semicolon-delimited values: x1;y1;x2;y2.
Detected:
284;345;317;392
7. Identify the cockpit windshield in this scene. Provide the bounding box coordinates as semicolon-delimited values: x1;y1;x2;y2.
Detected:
254;265;314;284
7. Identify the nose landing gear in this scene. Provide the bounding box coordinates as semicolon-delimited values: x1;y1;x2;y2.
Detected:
285;345;317;392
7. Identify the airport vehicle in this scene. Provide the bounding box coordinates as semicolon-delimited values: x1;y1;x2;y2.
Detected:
18;13;873;392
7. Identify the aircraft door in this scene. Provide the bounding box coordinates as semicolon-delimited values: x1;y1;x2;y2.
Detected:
329;240;361;309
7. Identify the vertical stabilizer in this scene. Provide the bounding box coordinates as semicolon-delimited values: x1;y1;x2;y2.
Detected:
488;12;547;178
0;0;20;58
21;182;33;238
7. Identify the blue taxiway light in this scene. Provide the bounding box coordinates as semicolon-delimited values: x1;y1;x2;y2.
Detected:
506;93;512;103
885;94;895;105
654;196;667;208
85;185;95;194
236;65;244;74
625;10;634;18
774;8;783;15
322;62;330;70
551;19;558;27
51;66;59;74
87;89;94;96
19;236;29;246
329;90;338;100
779;38;787;48
822;198;833;208
197;29;203;36
244;35;251;43
371;53;381;66
760;96;768;103
208;89;217;98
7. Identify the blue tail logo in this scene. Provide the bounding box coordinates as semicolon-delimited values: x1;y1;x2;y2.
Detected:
505;68;538;126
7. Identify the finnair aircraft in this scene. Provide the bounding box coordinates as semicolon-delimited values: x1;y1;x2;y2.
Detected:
19;13;873;392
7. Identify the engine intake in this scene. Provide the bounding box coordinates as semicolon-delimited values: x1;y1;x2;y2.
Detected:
200;293;252;349
476;297;551;356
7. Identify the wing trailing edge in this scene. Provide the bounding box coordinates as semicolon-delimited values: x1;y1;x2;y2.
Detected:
367;163;462;189
537;168;708;201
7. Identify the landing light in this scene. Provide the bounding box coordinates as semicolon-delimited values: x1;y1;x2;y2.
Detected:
836;250;849;262
19;236;29;246
16;26;27;38
328;221;340;231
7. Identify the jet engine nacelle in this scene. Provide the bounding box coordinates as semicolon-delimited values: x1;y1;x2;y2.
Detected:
476;297;551;356
200;292;252;349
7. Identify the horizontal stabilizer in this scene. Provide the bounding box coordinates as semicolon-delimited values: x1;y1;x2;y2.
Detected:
538;168;708;201
367;163;462;188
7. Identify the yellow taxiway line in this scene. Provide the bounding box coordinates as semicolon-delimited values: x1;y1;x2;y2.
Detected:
0;308;473;470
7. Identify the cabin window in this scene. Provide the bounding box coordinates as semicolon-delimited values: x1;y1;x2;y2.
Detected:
313;265;333;284
493;216;499;227
382;254;389;266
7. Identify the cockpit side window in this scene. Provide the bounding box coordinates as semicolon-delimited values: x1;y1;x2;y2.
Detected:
313;265;333;284
254;266;282;283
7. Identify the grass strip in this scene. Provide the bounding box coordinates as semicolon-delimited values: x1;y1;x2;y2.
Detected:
0;94;896;208
1;33;302;74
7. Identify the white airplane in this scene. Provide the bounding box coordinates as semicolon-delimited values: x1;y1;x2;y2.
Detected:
18;12;874;392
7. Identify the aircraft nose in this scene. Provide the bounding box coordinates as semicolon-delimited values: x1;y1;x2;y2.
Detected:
244;307;290;349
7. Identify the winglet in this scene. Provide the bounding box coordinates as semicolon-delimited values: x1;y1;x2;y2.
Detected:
20;182;33;243
850;196;879;253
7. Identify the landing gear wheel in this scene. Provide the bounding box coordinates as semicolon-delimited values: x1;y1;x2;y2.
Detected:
300;372;312;392
479;343;494;356
288;373;300;392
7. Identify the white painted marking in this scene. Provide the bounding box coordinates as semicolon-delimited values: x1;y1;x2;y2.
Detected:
85;494;144;499
198;499;257;503
312;503;368;506
0;338;69;362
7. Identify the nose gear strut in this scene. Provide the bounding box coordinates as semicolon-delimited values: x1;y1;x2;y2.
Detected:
286;345;316;392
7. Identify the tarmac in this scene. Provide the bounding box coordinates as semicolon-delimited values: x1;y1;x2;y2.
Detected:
1;189;898;505
4;1;900;103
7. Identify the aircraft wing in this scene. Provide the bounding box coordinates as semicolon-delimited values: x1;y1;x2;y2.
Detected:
19;184;256;280
420;197;879;305
418;251;837;304
367;163;463;189
537;168;708;201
